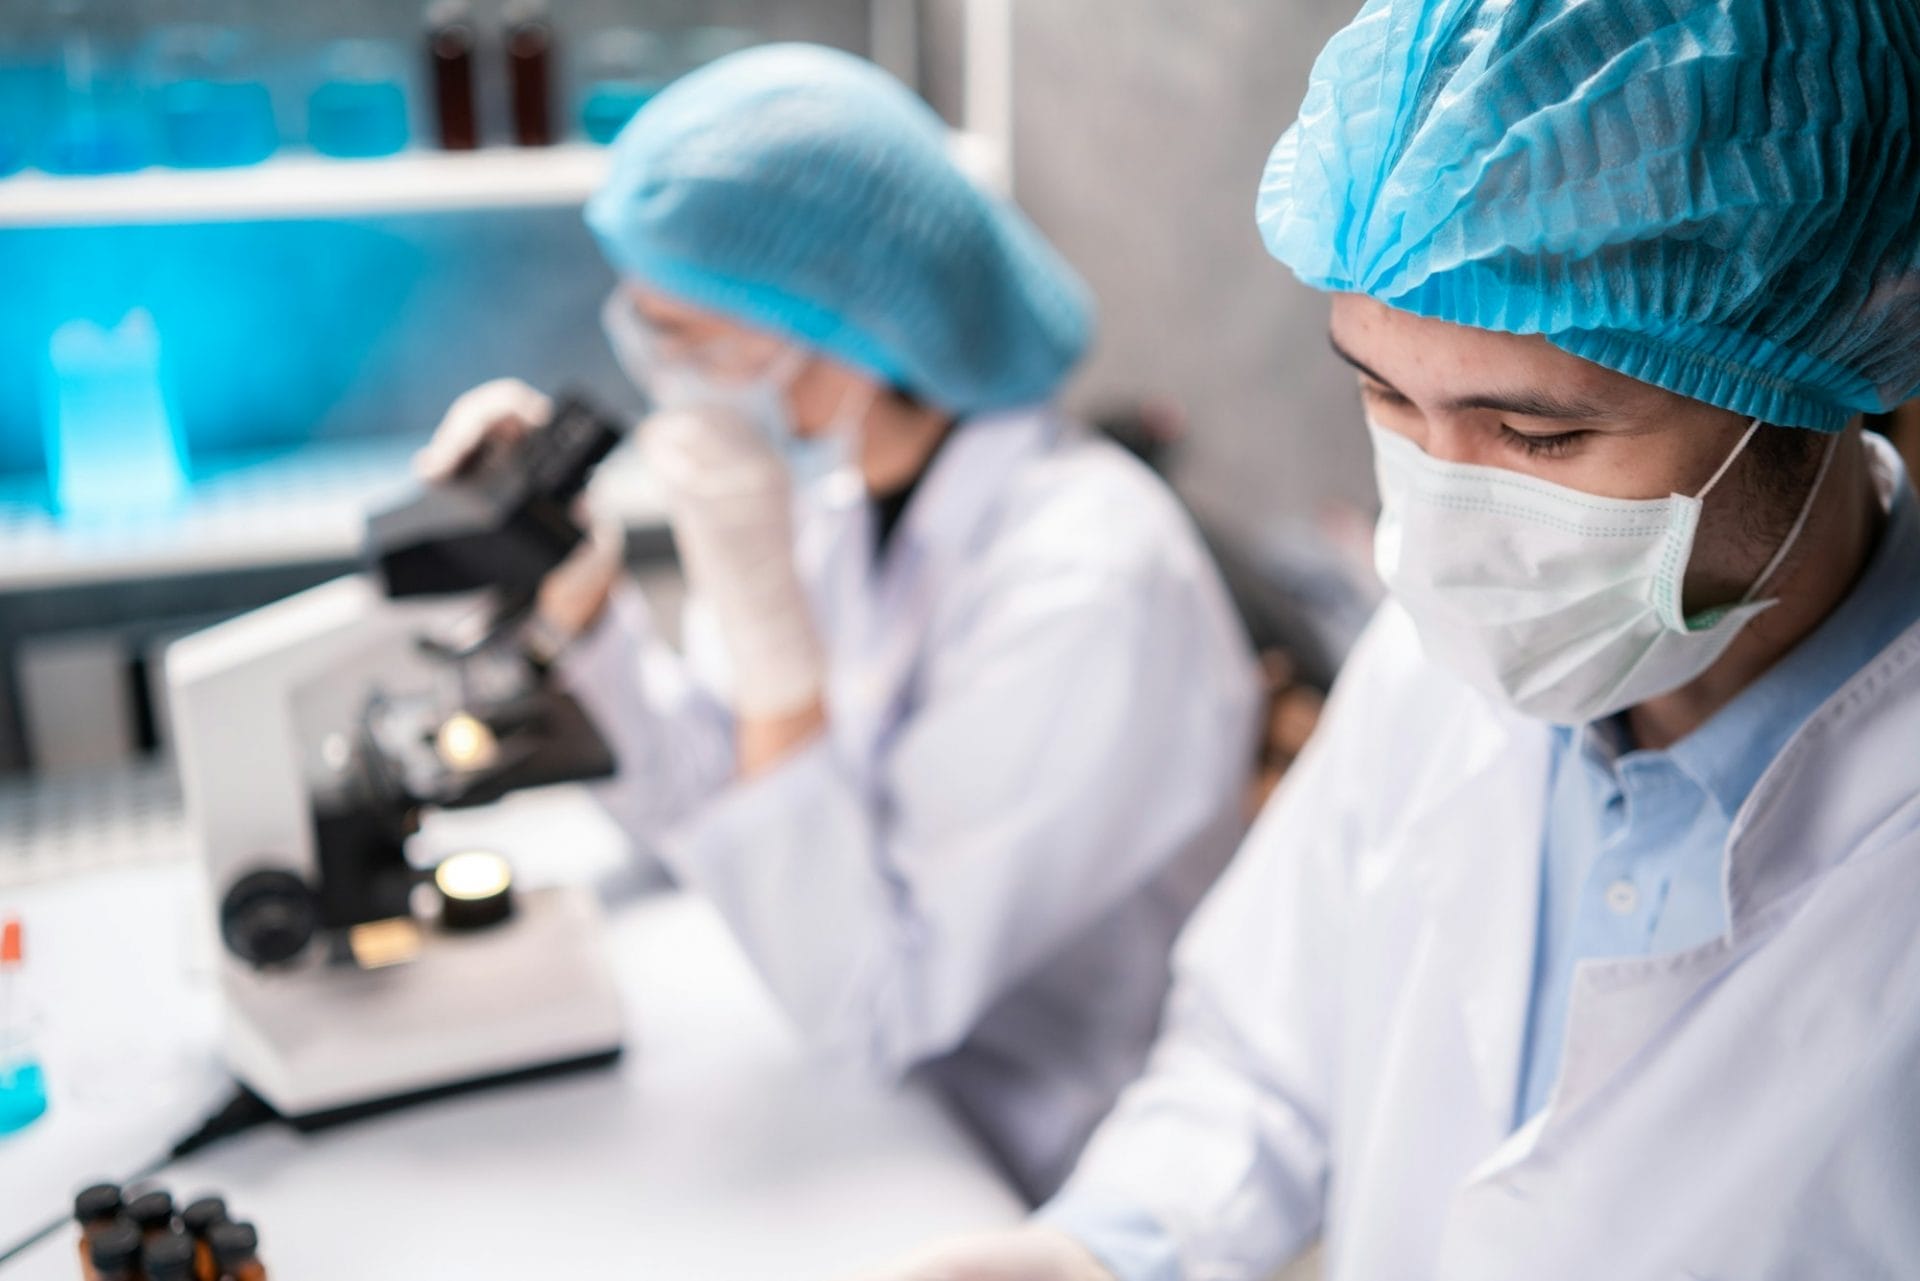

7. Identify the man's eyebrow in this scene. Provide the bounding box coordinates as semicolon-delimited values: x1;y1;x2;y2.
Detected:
1442;388;1612;420
1328;333;1399;391
1327;332;1612;421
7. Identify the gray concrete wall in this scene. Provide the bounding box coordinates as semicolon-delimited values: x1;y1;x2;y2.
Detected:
927;0;1376;540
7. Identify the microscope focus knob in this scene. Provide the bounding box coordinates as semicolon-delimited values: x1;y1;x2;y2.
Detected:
220;868;319;967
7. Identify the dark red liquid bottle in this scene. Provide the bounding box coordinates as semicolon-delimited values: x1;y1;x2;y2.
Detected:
507;4;556;146
427;0;479;150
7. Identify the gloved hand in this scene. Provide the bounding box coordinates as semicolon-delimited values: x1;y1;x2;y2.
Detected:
843;1228;1117;1281
641;405;826;719
414;378;627;640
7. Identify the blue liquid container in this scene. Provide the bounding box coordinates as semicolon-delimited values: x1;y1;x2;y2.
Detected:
308;40;410;159
43;310;190;519
0;60;54;177
41;95;151;174
158;77;277;168
310;78;409;157
0;1060;47;1136
580;80;660;144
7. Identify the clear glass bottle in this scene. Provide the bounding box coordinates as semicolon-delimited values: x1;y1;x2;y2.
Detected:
40;0;152;174
0;9;59;176
145;2;278;169
576;27;672;145
307;39;411;158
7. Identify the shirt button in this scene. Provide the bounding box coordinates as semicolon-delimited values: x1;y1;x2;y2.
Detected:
1605;880;1640;915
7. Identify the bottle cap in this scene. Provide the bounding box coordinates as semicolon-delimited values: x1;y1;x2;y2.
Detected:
89;1221;142;1270
209;1220;259;1265
427;0;474;28
181;1196;229;1236
143;1230;197;1281
1;918;20;966
505;0;551;28
73;1183;123;1223
125;1189;175;1230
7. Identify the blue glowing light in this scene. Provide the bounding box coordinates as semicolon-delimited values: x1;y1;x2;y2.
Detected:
43;309;189;517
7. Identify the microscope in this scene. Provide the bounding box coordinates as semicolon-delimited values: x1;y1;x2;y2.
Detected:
167;397;631;1128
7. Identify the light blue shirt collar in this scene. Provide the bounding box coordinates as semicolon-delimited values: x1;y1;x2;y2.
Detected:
1586;433;1920;818
1669;434;1920;816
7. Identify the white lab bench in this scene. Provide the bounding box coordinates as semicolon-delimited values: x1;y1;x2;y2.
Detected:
0;787;1024;1279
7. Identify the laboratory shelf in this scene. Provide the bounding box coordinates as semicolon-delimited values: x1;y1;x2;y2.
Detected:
0;438;666;594
0;143;614;229
0;130;1004;229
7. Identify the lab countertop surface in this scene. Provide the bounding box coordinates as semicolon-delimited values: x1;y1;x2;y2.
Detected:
0;788;1023;1278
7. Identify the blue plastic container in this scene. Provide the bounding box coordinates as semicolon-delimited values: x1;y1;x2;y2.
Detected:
309;77;409;157
0;1060;47;1136
40;92;151;175
157;76;278;168
580;79;660;144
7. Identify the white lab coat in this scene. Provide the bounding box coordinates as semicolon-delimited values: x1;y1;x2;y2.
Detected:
563;406;1261;1199
1055;544;1920;1277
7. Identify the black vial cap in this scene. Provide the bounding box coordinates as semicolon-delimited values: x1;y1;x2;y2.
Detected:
144;1230;197;1281
125;1189;175;1231
90;1221;143;1270
182;1196;229;1237
73;1182;123;1223
209;1220;260;1266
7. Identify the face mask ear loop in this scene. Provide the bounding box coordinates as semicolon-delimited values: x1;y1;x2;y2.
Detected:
1740;427;1842;605
1694;416;1765;501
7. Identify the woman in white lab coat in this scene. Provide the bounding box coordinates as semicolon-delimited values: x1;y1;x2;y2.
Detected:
858;0;1920;1276
419;44;1259;1202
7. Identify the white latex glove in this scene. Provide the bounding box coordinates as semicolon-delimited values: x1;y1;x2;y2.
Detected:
641;406;826;718
843;1228;1116;1281
414;377;553;481
414;378;626;639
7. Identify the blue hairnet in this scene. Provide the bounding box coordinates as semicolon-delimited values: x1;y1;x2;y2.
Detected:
1258;0;1920;432
585;43;1092;416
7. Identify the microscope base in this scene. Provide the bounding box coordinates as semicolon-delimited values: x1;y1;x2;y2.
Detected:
260;1045;623;1134
219;884;628;1122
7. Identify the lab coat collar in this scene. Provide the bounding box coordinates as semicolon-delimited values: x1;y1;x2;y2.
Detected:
1525;619;1920;1151
1726;614;1920;929
811;406;1062;767
1419;692;1554;1140
881;405;1063;572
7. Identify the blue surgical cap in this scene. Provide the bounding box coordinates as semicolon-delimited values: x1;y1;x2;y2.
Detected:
1259;0;1920;432
585;43;1092;416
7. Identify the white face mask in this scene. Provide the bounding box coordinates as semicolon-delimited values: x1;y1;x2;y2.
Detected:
600;291;871;487
1369;416;1837;725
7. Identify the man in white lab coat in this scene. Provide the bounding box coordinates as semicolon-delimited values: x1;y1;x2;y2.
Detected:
419;44;1259;1202
858;0;1920;1276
